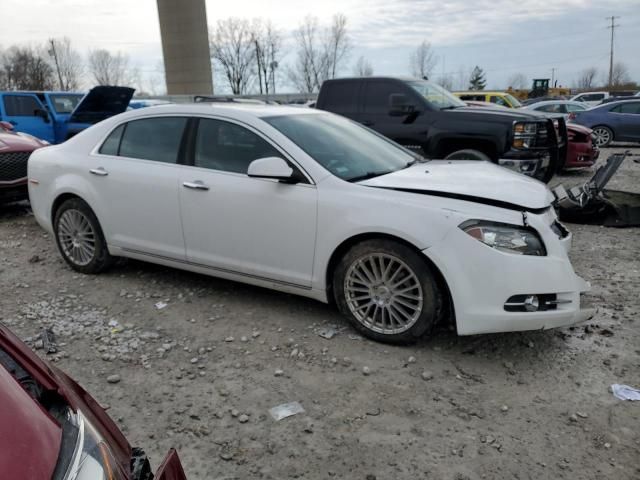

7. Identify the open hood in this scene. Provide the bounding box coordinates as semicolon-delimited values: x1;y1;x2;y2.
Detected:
69;85;135;124
359;160;555;211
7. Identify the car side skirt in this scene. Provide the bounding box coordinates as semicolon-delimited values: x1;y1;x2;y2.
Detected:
110;245;329;303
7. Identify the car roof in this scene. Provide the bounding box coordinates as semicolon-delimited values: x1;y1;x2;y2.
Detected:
115;103;325;121
455;91;508;95
530;100;582;106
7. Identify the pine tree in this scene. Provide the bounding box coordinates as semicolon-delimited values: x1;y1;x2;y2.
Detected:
468;66;486;90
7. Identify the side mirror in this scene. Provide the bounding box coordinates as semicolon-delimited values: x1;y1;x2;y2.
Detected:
247;157;296;182
0;121;13;131
389;94;416;117
34;108;50;123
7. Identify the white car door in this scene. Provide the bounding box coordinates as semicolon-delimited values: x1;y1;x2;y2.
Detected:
178;117;317;288
88;116;187;259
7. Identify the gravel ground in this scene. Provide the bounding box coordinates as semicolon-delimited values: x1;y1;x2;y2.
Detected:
1;145;639;480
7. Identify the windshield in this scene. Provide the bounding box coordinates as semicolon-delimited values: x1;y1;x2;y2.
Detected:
264;113;418;182
407;80;465;109
49;94;83;114
504;94;522;108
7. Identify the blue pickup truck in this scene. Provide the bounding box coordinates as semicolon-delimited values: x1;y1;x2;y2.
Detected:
0;86;134;144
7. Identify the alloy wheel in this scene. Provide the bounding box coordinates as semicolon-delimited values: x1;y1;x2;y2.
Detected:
57;209;97;266
344;253;424;335
592;127;611;147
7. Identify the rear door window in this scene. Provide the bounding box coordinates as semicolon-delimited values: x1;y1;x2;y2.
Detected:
118;117;187;163
618;102;640;114
99;124;125;155
362;82;410;114
321;82;360;115
3;95;42;116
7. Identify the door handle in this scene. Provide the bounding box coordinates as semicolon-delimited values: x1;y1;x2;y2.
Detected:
183;180;209;191
89;167;108;176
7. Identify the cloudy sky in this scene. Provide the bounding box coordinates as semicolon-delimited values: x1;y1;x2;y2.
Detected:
3;0;640;93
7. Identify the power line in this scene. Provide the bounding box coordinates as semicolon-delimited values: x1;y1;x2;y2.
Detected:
606;16;620;86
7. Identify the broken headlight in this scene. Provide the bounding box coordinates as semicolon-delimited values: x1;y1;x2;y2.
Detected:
62;411;127;480
459;220;546;256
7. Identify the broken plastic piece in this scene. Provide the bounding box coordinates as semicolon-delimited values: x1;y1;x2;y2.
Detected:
42;328;57;354
269;401;305;421
611;384;640;401
155;302;168;310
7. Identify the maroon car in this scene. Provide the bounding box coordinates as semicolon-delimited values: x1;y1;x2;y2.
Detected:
0;323;187;480
565;123;598;169
0;121;48;203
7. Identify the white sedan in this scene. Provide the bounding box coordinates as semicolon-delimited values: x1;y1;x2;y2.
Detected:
28;104;592;344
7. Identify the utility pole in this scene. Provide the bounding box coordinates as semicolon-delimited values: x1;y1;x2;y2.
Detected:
606;16;620;87
550;67;556;88
48;39;64;90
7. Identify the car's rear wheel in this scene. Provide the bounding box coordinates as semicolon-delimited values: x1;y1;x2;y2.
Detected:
444;149;491;161
54;198;113;274
592;126;613;147
333;239;440;344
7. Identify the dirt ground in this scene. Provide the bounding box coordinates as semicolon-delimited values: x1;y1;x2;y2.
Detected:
1;146;639;480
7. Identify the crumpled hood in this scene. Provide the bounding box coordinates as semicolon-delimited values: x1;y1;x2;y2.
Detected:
359;160;555;211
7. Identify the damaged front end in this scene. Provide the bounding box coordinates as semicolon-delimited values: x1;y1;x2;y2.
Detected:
552;151;640;227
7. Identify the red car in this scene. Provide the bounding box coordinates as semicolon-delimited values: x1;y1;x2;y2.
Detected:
565;123;598;169
0;121;48;203
0;323;187;480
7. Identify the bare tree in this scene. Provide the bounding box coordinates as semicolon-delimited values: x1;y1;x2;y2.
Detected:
288;15;352;93
47;37;83;90
287;16;326;93
409;41;437;79
610;62;631;87
353;55;373;76
506;72;528;90
436;73;454;91
251;20;283;95
326;14;351;79
575;67;598;89
88;49;131;85
210;18;255;94
0;46;55;90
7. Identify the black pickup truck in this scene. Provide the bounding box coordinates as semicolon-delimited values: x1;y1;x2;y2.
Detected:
316;77;567;183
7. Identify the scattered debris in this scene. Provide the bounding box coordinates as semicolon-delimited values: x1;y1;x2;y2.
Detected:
274;369;284;377
42;328;57;354
317;326;338;339
611;384;640;401
154;302;168;310
269;401;305;421
421;371;434;381
107;374;121;384
362;366;371;376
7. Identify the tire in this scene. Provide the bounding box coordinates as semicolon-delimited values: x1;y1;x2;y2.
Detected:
592;126;613;148
333;239;440;344
444;149;491;161
53;197;114;274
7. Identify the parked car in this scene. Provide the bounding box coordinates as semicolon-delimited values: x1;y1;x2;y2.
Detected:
316;77;567;183
524;100;589;117
569;99;640;147
29;104;592;343
463;102;597;170
564;124;598;169
0;322;187;480
0;121;48;203
570;91;610;106
520;96;571;106
0;86;134;144
453;91;523;108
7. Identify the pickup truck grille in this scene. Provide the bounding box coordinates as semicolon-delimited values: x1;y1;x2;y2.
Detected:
0;151;31;182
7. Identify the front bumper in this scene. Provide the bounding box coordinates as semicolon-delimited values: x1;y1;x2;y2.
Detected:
0;178;28;202
424;210;593;335
498;149;551;177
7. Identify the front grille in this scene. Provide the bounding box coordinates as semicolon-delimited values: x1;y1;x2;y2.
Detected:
0;151;31;182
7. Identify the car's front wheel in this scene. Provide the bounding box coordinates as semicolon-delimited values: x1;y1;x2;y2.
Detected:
333;239;440;344
592;126;613;147
54;198;113;274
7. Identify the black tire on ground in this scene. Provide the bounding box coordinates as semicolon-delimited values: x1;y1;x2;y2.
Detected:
333;239;440;344
53;197;114;274
592;125;613;148
444;149;492;161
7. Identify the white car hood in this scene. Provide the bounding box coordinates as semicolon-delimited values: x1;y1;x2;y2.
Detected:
359;160;555;211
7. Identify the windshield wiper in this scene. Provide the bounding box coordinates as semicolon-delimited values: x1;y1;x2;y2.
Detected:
347;170;393;182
